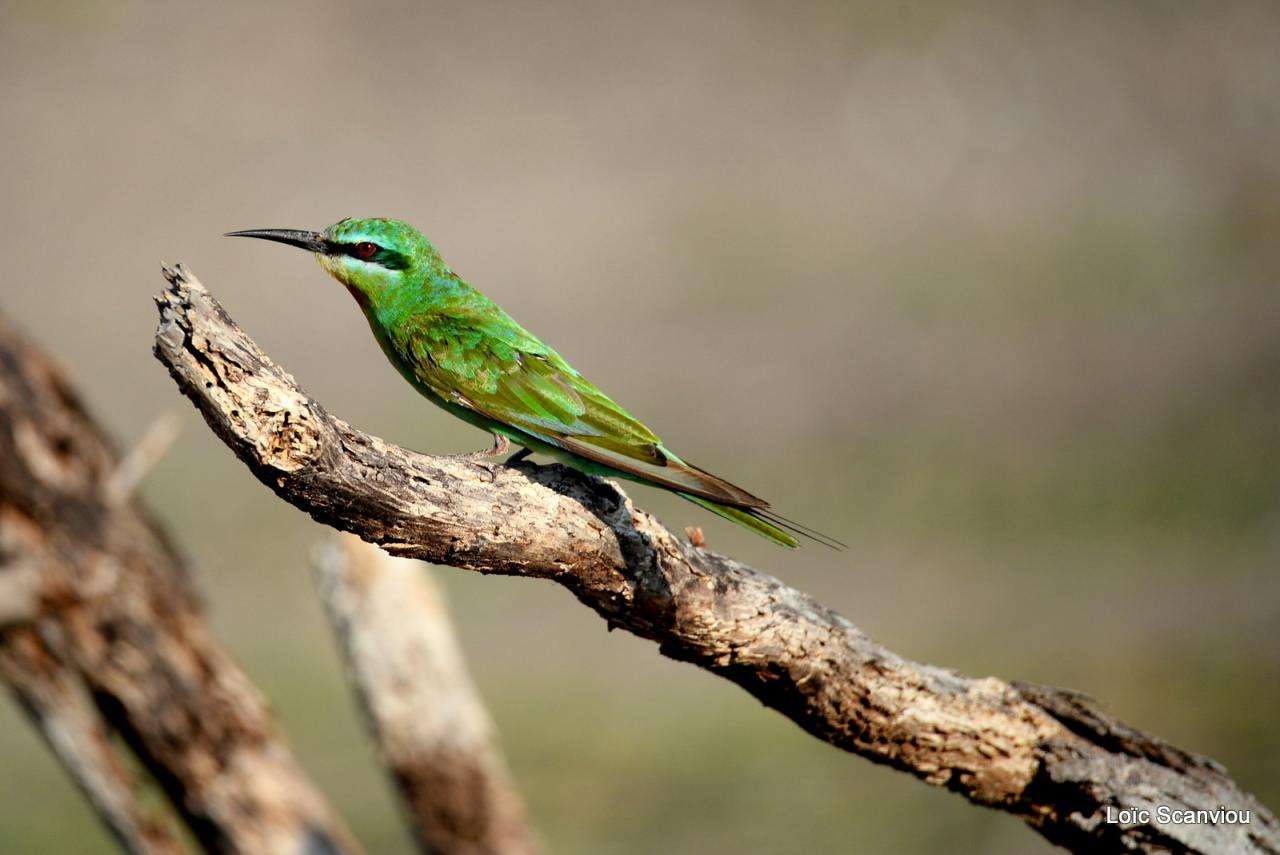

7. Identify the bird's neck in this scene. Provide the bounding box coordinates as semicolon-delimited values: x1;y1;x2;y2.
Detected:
362;266;490;333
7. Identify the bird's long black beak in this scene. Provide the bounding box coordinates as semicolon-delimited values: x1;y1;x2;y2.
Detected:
225;229;328;253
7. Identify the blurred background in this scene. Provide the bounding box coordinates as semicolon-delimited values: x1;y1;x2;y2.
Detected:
2;1;1278;852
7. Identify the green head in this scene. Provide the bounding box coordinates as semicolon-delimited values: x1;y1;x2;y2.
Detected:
227;217;444;308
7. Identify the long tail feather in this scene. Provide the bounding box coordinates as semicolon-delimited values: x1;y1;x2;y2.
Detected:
679;493;801;548
752;508;848;550
679;494;846;549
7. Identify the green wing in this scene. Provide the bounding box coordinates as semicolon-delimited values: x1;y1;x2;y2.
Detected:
391;312;767;509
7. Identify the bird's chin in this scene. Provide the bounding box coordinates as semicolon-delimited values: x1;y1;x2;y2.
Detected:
319;260;370;309
317;252;345;280
316;257;364;305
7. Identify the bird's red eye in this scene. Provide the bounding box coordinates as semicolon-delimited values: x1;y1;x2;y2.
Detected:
354;241;378;259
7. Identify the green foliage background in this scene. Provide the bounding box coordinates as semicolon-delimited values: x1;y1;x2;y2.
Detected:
1;2;1277;852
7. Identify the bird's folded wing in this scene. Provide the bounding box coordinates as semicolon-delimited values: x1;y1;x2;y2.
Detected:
397;315;767;509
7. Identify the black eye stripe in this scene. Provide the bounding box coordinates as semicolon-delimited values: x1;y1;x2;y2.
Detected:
333;241;380;259
327;241;411;270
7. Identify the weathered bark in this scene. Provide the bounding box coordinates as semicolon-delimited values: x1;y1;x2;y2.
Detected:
0;315;363;855
153;263;1278;855
0;627;188;855
313;534;540;855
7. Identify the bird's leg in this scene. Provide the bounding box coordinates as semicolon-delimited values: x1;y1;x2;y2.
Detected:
450;432;511;460
505;446;532;465
486;432;511;457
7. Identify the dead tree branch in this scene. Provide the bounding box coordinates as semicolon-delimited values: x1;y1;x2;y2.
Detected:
0;315;364;855
153;264;1278;855
313;534;540;855
0;625;187;855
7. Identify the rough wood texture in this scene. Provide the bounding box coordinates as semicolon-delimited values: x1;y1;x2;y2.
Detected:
314;534;540;855
0;627;187;855
0;315;363;855
154;264;1278;855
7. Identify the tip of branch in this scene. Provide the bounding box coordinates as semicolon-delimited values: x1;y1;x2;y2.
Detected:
159;262;199;290
155;263;210;323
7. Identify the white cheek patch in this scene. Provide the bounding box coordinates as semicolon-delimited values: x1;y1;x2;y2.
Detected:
317;253;401;299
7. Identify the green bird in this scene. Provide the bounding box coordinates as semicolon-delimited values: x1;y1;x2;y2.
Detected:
228;218;837;548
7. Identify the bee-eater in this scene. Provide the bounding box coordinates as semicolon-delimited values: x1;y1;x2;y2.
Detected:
228;218;838;548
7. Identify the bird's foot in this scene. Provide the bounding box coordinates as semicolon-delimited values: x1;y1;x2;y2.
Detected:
504;446;532;465
450;432;512;461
